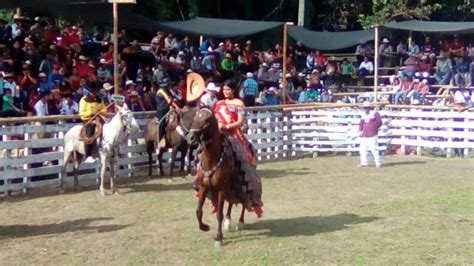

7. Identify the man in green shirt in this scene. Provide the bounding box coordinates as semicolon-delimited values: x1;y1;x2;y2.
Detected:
2;88;21;117
340;58;356;86
220;53;234;80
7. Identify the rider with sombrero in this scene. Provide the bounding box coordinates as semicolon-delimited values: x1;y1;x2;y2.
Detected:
79;82;107;163
155;78;181;147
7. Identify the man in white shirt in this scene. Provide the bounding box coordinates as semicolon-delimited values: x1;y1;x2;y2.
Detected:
34;91;50;117
60;94;79;115
199;82;220;108
454;87;474;111
11;15;23;40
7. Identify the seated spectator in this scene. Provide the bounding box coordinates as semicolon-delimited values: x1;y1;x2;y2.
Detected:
314;50;327;71
394;76;414;104
220;53;234;80
356;56;373;85
454;56;471;87
421;36;436;64
298;86;319;103
407;40;421;56
453;86;474;111
396;40;407;65
1;88;22;117
34;91;50;117
75;55;91;78
434;52;453;85
306;51;315;71
407;79;429;104
267;63;281;86
3;72;17;98
355;42;368;65
60;94;78;115
127;90;144;112
414;55;432;81
400;54;419;78
449;35;465;57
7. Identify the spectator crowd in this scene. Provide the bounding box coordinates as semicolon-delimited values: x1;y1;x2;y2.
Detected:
1;13;474;119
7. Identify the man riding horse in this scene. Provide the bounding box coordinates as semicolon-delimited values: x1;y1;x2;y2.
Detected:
79;83;107;163
155;78;181;147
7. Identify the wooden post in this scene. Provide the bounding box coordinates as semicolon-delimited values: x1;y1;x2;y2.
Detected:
408;31;412;49
373;25;379;103
199;35;203;46
282;22;293;105
113;2;119;95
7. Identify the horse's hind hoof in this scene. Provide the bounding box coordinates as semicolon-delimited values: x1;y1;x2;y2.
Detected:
214;240;223;248
224;218;231;231
199;223;210;232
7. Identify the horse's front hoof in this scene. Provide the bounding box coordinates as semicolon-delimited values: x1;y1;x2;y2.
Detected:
214;240;223;248
224;218;231;231
99;189;106;196
199;223;210;232
236;222;244;231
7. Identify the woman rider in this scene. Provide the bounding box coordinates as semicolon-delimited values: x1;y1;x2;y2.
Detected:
155;78;180;147
79;84;107;163
213;79;263;217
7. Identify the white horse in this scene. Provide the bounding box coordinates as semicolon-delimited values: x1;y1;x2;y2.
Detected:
60;104;140;195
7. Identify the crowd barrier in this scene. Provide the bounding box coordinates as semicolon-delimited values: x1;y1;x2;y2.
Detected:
1;104;473;196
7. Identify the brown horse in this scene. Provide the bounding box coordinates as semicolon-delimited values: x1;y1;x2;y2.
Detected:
144;108;197;179
187;107;246;247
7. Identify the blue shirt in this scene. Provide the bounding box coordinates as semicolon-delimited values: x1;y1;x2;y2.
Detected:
243;78;259;96
38;80;52;92
264;93;280;105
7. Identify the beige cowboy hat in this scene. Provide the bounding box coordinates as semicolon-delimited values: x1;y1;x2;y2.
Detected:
186;72;205;102
103;82;114;91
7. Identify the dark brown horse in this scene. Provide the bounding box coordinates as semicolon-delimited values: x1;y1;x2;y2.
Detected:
144;107;197;179
187;107;246;247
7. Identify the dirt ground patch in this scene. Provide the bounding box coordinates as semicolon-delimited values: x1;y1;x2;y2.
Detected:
0;155;473;264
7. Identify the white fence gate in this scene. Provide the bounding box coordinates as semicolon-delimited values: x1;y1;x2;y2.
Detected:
1;106;473;196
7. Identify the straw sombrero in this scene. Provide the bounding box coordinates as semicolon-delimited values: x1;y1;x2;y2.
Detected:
186;73;205;102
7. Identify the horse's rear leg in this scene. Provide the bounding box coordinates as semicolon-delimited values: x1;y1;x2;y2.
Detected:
224;203;233;231
215;191;225;247
158;148;165;177
169;148;178;180
109;158;118;194
196;186;210;232
59;151;71;193
73;158;80;190
179;147;186;177
147;141;154;176
236;204;245;231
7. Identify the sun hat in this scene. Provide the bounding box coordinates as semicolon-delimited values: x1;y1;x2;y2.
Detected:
103;82;114;91
206;82;220;92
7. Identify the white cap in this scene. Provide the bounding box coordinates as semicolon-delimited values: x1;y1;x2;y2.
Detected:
246;40;252;45
99;58;108;64
169;56;176;63
272;63;280;68
298;72;305;77
125;80;135;86
206;82;220;92
219;42;224;46
246;72;254;78
382;38;390;43
285;73;292;78
269;87;277;92
178;51;185;56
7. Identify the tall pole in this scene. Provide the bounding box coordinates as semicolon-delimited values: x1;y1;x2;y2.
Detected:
113;2;119;95
282;22;292;104
297;0;305;26
373;25;379;103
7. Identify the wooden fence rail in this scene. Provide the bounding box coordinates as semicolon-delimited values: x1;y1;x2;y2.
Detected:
1;105;473;196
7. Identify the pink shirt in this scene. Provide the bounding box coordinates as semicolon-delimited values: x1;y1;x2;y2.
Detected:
359;111;382;138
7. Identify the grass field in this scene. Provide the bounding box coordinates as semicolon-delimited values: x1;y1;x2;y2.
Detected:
0;155;473;265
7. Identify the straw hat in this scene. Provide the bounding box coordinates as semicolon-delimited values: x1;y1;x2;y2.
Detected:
13;14;24;20
186;73;205;102
130;91;139;97
78;55;87;61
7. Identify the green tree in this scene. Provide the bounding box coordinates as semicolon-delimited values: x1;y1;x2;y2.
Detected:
358;0;442;29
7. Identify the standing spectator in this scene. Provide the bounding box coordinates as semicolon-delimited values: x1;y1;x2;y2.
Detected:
97;58;112;82
153;63;164;84
355;42;368;65
396;40;407;66
294;42;306;70
379;38;393;68
434;52;453;85
340;58;356;86
75;55;91;78
34;91;50;117
358;102;383;168
11;14;24;40
242;72;259;107
421;36;436;65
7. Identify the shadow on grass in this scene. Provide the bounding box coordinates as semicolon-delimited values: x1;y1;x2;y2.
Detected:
0;217;129;239
244;213;381;237
122;181;192;194
259;168;312;179
382;161;426;167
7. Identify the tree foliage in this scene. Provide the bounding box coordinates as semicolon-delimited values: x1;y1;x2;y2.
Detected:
357;0;442;29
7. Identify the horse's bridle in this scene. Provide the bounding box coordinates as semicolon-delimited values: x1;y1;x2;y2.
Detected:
189;108;213;134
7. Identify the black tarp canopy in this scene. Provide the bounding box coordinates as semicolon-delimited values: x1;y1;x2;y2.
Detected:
160;17;283;38
382;20;474;34
288;26;375;50
0;0;106;9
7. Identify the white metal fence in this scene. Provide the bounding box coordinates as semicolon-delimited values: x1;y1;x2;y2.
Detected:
1;105;473;195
